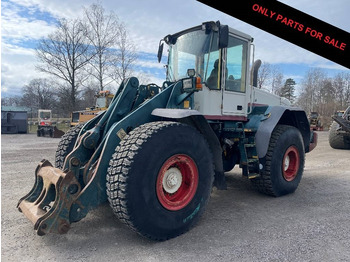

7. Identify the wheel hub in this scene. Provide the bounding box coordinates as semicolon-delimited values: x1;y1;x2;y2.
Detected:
284;155;290;171
156;154;198;211
282;146;300;182
163;167;182;194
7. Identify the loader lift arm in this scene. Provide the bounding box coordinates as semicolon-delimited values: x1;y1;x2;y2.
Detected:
17;77;169;234
332;115;350;133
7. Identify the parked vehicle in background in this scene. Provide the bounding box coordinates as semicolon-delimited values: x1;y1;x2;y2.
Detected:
308;112;323;131
329;106;350;149
37;109;64;138
70;90;114;126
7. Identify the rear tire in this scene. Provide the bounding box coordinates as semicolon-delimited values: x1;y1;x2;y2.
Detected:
106;121;214;240
49;128;53;138
329;122;350;149
251;125;305;197
55;123;84;169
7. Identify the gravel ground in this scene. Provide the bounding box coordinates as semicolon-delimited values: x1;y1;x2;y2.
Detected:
1;131;350;261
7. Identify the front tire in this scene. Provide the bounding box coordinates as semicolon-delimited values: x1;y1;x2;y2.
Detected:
106;121;214;240
251;125;305;197
329;122;350;149
55;123;84;169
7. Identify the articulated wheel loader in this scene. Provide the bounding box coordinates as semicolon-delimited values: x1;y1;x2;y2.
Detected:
18;21;317;240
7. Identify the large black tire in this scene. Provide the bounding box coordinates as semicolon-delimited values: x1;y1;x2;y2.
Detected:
49;128;53;138
106;121;214;240
329;122;350;149
251;125;305;197
55;123;84;169
37;128;44;137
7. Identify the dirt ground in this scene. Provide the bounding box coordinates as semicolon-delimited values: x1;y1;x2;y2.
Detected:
1;131;350;261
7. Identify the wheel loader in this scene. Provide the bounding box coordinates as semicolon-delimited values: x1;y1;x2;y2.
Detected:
70;90;114;127
308;112;323;131
18;21;317;240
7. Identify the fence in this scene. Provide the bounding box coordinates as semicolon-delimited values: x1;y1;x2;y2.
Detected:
27;118;71;134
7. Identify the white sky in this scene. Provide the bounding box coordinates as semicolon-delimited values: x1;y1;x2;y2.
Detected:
1;0;349;97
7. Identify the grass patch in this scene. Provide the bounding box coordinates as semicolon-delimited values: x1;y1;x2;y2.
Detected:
27;122;71;134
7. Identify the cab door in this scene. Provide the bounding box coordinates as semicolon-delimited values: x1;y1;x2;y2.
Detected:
221;35;249;118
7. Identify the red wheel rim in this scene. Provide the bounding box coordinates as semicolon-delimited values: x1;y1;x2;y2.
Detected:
282;146;300;182
156;154;198;211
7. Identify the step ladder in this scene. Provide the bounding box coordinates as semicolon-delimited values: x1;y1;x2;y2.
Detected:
239;129;260;179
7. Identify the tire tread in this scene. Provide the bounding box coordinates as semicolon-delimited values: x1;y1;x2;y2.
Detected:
106;121;214;240
251;125;304;196
55;123;84;169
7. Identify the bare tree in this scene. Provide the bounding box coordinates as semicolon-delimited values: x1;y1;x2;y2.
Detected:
319;78;336;115
83;3;120;91
344;72;350;106
333;72;350;109
111;22;138;85
333;73;345;108
271;67;284;95
256;62;284;95
36;18;93;112
257;62;271;89
298;68;327;114
21;78;58;111
1;97;22;107
79;79;100;109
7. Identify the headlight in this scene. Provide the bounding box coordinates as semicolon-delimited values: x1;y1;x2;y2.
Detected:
183;78;193;90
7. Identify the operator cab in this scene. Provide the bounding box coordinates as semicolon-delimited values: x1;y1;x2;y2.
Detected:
159;21;253;118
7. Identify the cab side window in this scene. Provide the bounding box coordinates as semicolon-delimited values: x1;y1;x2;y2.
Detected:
204;50;220;90
225;37;248;93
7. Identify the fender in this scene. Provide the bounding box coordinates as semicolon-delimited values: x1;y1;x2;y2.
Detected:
151;108;202;119
152;108;227;190
255;106;311;158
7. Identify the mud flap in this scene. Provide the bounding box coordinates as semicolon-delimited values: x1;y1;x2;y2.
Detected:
17;160;81;235
309;131;318;152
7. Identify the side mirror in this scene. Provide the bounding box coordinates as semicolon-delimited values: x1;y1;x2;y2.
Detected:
219;25;229;49
157;42;164;63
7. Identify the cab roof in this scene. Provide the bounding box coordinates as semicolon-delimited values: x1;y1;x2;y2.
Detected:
164;21;253;45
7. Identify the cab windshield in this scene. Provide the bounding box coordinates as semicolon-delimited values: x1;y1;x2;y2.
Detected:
39;111;51;119
167;29;219;83
96;97;106;108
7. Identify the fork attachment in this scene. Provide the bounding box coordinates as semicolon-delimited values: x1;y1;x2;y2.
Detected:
17;160;81;235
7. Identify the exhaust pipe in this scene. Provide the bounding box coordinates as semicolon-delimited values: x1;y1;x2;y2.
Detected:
250;59;262;88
